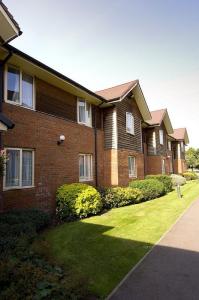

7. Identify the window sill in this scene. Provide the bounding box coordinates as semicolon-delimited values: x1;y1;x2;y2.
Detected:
79;178;93;182
5;100;35;111
77;122;92;128
3;186;35;192
129;175;137;178
126;131;135;136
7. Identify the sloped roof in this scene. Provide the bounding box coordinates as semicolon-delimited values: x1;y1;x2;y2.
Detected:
0;1;21;32
170;128;189;144
146;109;166;125
146;109;173;134
96;80;138;101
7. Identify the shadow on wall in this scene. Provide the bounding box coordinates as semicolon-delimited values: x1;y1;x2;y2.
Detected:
37;219;199;299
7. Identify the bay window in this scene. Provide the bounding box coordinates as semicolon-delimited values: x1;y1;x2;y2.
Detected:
77;99;92;127
4;148;34;189
6;65;34;109
79;154;93;181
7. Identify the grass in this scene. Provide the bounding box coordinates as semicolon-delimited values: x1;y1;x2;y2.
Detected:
34;181;199;298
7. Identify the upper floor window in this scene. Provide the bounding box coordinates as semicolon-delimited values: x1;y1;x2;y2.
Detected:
126;112;134;135
128;156;136;177
159;129;164;145
77;98;92;127
4;148;34;190
168;140;171;151
6;65;34;109
181;141;184;152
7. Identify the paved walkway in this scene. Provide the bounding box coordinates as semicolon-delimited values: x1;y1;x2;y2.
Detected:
108;198;199;300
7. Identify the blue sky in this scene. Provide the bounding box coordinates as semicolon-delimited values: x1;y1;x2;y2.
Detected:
4;0;199;147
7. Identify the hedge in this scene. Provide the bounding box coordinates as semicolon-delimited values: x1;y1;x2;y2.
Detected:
101;187;143;209
146;175;173;193
56;183;102;220
182;172;198;181
129;178;165;200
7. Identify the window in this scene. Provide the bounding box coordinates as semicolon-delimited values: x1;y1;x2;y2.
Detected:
4;148;34;189
159;129;164;145
79;154;93;181
6;65;34;109
181;141;184;152
77;99;92;127
128;156;136;177
168;140;171;151
126;112;134;135
161;159;166;174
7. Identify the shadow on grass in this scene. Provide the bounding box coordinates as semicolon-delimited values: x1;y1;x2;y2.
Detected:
35;219;199;300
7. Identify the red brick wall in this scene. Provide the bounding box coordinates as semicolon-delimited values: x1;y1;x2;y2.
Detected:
1;103;104;213
146;155;173;175
118;149;144;186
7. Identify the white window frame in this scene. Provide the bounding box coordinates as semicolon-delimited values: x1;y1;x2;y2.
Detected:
126;112;134;135
4;64;35;110
153;131;157;154
128;156;137;178
3;148;35;191
162;159;166;174
168;140;171;151
77;98;92;127
159;129;164;145
79;154;93;182
181;141;184;152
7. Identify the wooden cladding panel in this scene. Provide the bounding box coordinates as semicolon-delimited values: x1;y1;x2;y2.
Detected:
116;98;142;153
36;78;102;129
103;107;117;149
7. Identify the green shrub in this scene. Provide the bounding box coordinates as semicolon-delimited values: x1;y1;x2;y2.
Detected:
182;172;198;181
129;179;165;200
0;209;50;231
146;175;173;193
0;209;50;257
101;187;143;209
171;174;186;186
56;183;102;220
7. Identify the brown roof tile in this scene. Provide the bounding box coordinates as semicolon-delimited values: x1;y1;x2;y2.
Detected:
170;128;186;140
146;109;166;125
96;80;138;101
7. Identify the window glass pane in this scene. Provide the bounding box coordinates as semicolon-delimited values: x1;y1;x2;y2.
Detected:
79;155;84;177
86;102;92;126
7;67;20;103
6;149;20;187
22;73;33;108
128;156;135;176
78;100;85;123
126;113;134;134
22;150;33;186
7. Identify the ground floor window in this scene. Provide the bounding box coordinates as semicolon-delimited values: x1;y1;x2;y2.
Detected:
4;148;34;189
162;159;166;174
79;154;93;181
128;156;137;177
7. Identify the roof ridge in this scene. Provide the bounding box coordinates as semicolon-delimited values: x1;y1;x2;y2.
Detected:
96;80;138;93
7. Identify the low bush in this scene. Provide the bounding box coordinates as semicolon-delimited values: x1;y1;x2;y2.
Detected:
171;174;186;186
0;209;50;257
56;183;102;220
129;179;165;200
101;187;143;209
146;175;173;193
182;172;198;181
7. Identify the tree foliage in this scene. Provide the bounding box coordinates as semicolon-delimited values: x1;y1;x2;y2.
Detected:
186;147;199;169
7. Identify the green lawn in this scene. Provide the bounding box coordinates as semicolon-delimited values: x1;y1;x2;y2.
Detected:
35;181;199;298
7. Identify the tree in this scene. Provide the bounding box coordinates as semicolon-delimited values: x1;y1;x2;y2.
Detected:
186;147;199;170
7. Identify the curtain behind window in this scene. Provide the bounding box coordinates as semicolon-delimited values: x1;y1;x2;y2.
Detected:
6;149;20;187
22;150;33;186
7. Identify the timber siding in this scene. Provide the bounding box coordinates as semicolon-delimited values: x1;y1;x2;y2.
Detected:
103;106;117;149
117;97;142;152
36;78;102;129
145;123;169;156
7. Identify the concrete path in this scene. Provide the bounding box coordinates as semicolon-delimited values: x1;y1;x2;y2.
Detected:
108;198;199;300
